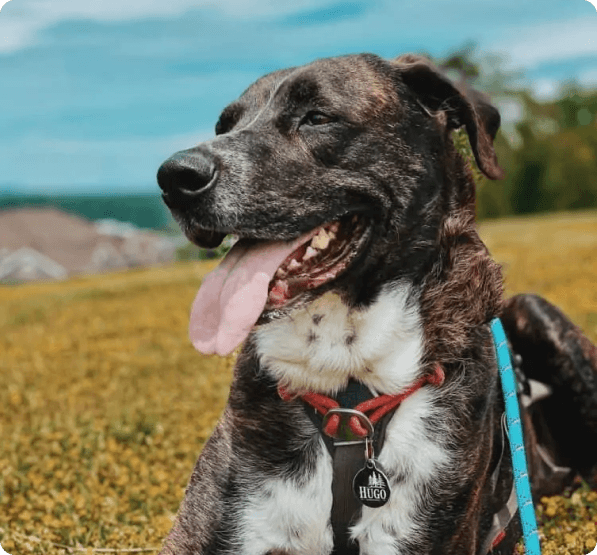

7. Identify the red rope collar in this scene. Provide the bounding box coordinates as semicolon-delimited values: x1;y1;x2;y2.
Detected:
278;364;445;438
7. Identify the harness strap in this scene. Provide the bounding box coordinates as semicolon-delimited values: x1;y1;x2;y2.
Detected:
299;381;392;555
280;367;445;554
481;480;518;553
330;443;364;555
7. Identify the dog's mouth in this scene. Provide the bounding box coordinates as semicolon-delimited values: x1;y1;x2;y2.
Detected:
188;214;371;356
266;215;368;309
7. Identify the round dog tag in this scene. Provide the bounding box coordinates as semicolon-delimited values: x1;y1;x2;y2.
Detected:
352;460;391;508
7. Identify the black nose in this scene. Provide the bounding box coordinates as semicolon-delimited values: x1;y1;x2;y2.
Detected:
157;148;217;204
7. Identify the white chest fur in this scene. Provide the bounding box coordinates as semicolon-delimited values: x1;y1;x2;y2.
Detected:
254;283;424;395
238;448;334;555
242;283;450;554
238;392;448;555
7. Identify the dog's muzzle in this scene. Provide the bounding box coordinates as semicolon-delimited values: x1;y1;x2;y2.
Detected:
157;147;218;208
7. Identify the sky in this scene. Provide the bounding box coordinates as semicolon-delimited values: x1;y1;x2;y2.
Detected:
0;0;596;194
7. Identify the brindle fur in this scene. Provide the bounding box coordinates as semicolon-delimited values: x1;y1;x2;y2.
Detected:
156;53;597;555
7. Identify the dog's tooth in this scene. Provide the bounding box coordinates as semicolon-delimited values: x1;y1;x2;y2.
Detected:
275;279;289;293
275;267;287;279
268;280;289;306
288;259;302;272
311;229;331;250
303;246;319;260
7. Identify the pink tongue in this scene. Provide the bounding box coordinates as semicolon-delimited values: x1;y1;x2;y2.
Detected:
189;232;314;356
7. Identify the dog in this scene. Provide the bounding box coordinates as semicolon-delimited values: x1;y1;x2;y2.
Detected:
156;53;597;555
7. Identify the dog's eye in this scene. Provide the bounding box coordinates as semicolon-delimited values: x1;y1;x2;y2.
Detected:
215;117;232;135
302;111;336;126
215;105;244;135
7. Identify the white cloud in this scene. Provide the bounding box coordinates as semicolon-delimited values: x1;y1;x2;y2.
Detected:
586;0;597;12
490;16;597;69
531;78;563;100
0;0;324;52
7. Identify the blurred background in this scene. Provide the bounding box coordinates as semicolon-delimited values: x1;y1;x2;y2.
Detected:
1;3;597;553
1;0;596;281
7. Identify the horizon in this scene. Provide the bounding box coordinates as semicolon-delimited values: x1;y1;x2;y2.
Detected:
0;185;164;195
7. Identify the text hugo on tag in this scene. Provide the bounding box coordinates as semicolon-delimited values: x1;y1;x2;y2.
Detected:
358;487;388;501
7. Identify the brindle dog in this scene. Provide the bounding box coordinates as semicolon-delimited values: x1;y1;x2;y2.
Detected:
156;53;597;555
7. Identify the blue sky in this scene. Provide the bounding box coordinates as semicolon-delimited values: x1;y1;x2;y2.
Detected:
0;0;596;193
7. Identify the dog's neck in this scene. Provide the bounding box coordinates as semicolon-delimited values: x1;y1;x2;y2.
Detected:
253;282;424;395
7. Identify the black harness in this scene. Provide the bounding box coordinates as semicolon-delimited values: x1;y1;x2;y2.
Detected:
302;380;395;554
298;377;521;554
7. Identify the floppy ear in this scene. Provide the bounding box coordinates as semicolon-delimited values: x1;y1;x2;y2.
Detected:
394;54;504;180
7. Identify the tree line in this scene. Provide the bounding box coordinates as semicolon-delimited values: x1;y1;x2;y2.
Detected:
438;48;597;219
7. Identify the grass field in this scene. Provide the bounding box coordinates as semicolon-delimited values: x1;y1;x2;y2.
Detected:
1;210;596;554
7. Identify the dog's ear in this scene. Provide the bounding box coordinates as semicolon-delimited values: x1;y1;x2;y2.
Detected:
394;55;504;180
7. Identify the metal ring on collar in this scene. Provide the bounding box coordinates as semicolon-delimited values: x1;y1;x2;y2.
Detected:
322;408;375;439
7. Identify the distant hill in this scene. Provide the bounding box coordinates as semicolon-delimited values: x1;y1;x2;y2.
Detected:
0;192;172;230
0;207;177;282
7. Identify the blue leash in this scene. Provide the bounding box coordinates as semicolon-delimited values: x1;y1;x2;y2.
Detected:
490;318;541;555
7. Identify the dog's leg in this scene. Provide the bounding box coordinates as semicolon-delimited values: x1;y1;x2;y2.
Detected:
501;294;597;495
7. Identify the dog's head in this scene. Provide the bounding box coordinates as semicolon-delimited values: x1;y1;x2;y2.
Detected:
157;53;503;355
